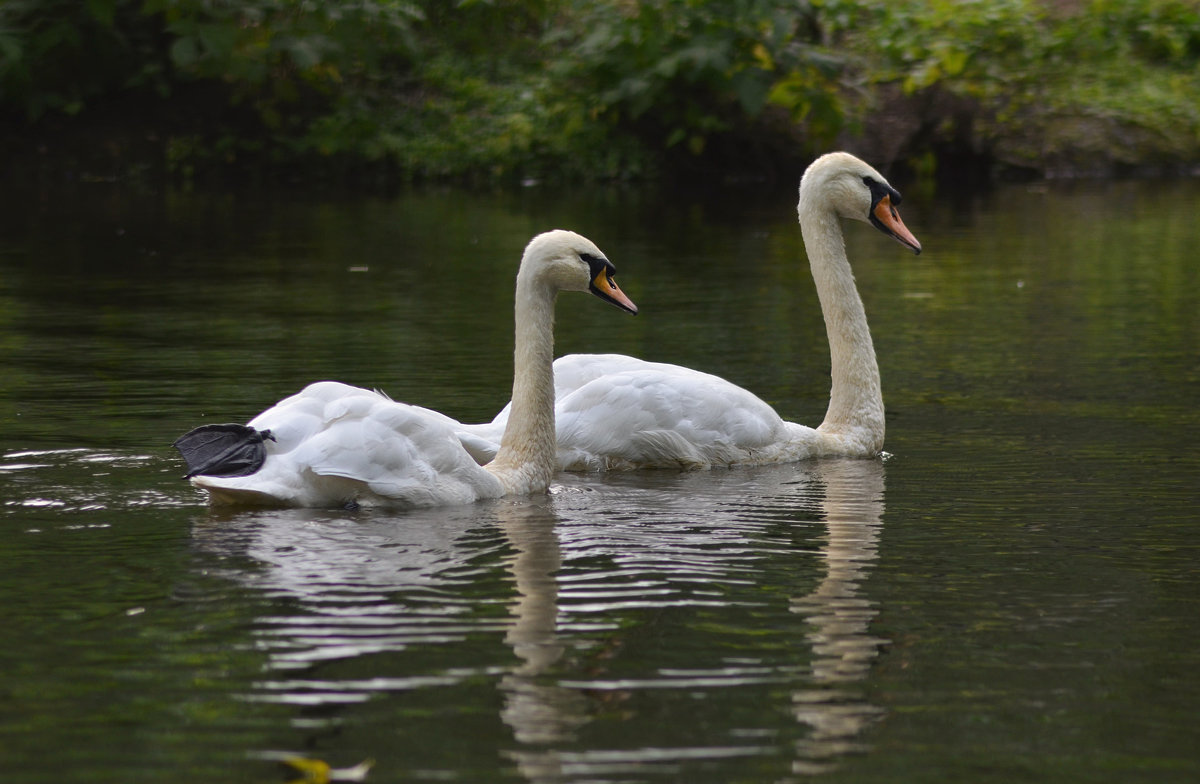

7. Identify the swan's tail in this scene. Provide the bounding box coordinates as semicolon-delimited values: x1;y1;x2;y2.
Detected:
189;477;290;507
453;423;504;465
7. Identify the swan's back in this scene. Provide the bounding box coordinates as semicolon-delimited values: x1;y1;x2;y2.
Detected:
460;354;819;470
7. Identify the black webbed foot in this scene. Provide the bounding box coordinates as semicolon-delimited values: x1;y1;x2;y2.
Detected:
173;424;275;478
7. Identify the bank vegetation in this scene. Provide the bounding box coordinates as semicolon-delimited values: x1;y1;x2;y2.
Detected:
2;0;1198;184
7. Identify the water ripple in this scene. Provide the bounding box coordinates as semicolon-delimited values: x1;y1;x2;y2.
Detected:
1;448;196;514
169;458;891;778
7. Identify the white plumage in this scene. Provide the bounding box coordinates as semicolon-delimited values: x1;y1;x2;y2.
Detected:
178;230;637;507
458;152;922;470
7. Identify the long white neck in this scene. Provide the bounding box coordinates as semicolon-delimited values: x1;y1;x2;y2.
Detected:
486;271;558;494
799;200;885;452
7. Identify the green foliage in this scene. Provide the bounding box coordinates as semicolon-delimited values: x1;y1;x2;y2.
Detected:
2;0;1199;181
302;59;552;179
147;0;423;87
0;0;168;118
1042;1;1200;168
290;1;616;181
554;0;845;158
0;0;424;150
417;0;555;66
850;0;1200;99
145;0;423;136
863;0;1047;96
829;0;1200;170
1078;0;1200;65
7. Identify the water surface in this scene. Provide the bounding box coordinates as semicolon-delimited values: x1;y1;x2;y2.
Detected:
1;176;1197;782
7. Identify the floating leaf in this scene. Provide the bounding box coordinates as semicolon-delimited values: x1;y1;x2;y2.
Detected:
281;756;374;783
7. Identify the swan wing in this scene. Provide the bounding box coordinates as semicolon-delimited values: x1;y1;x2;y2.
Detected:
549;352;656;396
190;382;502;507
450;352;642;459
455;427;502;465
463;354;802;470
552;359;790;469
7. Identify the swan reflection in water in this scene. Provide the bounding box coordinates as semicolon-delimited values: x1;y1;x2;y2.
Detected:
188;458;887;778
787;459;888;772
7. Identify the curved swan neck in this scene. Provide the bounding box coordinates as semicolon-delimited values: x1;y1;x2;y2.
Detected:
799;196;885;451
488;272;558;492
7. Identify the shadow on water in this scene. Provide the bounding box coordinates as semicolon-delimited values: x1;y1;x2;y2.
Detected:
181;458;888;781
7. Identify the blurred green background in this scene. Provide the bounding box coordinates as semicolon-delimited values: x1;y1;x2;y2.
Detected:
2;0;1198;185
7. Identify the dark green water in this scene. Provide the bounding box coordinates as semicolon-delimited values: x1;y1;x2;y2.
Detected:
1;176;1197;783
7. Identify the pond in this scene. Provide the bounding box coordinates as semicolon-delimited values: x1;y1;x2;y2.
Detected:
1;170;1197;783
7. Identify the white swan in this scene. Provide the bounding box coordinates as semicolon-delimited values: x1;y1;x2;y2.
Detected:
459;152;921;470
173;230;638;507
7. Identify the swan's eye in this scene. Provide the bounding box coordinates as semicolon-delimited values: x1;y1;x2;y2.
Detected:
864;176;903;209
580;253;615;281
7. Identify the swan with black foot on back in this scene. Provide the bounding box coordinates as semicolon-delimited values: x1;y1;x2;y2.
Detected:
173;230;638;508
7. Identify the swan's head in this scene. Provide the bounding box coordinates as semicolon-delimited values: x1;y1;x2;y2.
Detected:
799;152;922;255
521;230;639;315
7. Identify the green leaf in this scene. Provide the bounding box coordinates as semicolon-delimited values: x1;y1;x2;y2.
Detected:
729;68;771;116
169;36;199;69
84;0;116;27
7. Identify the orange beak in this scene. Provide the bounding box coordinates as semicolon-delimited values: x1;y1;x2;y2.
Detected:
590;270;639;315
873;195;922;254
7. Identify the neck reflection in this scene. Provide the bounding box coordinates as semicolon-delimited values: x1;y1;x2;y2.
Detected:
496;496;588;750
789;458;887;770
496;460;888;780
